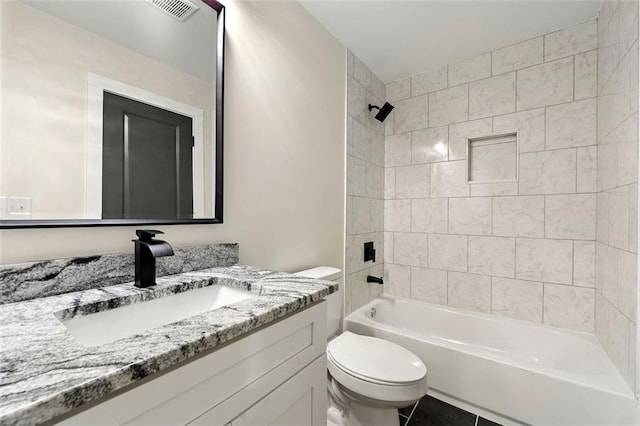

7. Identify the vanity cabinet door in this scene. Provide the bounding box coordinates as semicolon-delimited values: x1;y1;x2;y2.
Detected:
192;355;326;426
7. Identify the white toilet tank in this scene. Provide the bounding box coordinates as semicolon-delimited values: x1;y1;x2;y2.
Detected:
294;266;343;337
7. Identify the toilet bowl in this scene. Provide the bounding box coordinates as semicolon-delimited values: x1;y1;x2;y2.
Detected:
294;267;428;426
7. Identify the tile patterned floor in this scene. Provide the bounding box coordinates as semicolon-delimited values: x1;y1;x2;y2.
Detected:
398;395;502;426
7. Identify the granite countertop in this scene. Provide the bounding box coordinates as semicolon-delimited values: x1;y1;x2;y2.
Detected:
0;265;338;425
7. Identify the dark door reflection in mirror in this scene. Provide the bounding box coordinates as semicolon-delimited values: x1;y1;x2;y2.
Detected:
102;93;194;220
0;0;224;228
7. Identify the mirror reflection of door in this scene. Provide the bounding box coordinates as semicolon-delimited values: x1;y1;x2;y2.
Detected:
102;92;194;219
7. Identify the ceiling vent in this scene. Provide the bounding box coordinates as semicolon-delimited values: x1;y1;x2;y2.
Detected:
147;0;199;22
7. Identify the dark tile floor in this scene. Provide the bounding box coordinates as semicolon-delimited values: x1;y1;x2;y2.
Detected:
398;395;502;426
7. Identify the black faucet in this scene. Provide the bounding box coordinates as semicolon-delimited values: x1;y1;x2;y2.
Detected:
133;230;174;288
367;275;384;285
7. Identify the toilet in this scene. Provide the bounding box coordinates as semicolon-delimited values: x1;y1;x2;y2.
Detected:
295;267;428;426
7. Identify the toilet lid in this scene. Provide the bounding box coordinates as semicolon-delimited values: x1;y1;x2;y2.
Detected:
327;332;426;385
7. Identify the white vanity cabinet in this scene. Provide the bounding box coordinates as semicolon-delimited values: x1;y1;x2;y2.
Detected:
58;302;327;425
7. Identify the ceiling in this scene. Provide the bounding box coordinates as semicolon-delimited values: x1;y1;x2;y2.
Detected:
300;0;603;83
24;0;216;81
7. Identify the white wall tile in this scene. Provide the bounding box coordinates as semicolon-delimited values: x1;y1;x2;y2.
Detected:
384;232;394;264
410;267;447;305
606;302;631;380
598;39;638;140
366;162;384;198
449;197;492;235
351;271;370;310
469;73;516;119
468;236;515;277
346;196;353;235
371;74;386;102
519;149;577;194
545;194;596;240
345;233;366;273
347;76;366;125
618;0;639;53
394;94;429;133
627;326;636;391
517;57;574;110
492;37;543;75
395;164;430;198
412;126;448;164
470;182;518;197
492;277;543;322
544;19;598;61
595;290;610;349
630;184;638;254
448;272;491;313
516;238;573;284
448;52;492;86
370;130;385;167
449;118;492;160
386;78;411;102
350;119;370;161
430;160;470;197
609;187;631;251
428;234;468;272
543;283;595;332
371;199;384;232
575;50;598;100
394;232;429;267
493;108;545;153
385;167;396;199
412;66;447;96
368;264;385;301
574;241;596;288
385;133;412;167
493;196;544;238
353;54;372;90
385;110;395;136
384;263;411;298
577;146;598;193
618;116;639;188
347;155;367;196
546;99;597;149
429;85;469;127
352;196;371;234
411;198;448;233
616;249;637;320
384;199;411;232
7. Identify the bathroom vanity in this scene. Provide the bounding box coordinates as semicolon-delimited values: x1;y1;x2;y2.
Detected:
0;257;337;425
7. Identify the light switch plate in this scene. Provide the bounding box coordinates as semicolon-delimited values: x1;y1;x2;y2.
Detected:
7;197;32;218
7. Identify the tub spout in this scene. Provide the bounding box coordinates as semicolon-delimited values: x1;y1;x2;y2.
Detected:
366;275;384;285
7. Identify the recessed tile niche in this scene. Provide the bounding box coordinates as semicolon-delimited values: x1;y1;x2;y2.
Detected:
466;131;518;183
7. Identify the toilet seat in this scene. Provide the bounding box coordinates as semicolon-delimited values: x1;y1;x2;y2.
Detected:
327;332;428;406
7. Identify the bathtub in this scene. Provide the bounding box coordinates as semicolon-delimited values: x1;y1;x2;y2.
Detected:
346;295;640;426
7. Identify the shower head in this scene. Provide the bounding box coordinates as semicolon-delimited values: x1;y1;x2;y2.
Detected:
368;102;394;122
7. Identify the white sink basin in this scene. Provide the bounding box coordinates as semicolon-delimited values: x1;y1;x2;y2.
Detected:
60;285;256;347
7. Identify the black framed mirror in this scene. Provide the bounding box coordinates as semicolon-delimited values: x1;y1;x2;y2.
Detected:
0;0;224;228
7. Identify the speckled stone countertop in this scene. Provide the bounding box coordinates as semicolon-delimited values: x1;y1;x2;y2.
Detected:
0;265;338;425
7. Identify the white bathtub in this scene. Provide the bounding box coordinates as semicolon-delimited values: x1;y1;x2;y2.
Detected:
346;295;640;426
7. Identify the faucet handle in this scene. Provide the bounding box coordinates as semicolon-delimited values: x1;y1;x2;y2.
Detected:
136;229;164;242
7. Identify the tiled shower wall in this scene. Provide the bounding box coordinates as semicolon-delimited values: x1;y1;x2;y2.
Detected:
345;51;386;314
383;19;599;332
595;0;639;392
